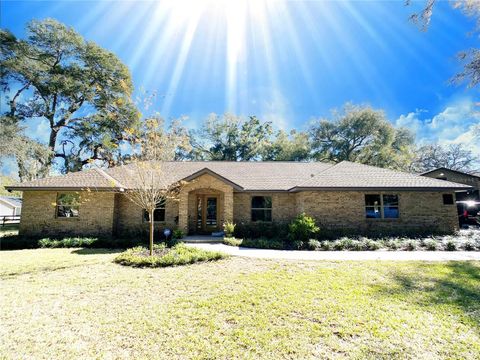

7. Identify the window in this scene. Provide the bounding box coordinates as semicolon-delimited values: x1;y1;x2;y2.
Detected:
251;196;272;222
365;194;399;219
443;194;454;205
143;199;166;222
56;193;80;218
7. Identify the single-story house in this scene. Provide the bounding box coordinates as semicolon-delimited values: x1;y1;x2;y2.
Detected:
421;167;480;226
6;161;471;237
0;196;22;217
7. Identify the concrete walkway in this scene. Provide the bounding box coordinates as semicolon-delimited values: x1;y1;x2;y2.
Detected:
186;243;480;261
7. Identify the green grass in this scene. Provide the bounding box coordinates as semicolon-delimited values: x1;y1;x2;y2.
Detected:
0;249;479;359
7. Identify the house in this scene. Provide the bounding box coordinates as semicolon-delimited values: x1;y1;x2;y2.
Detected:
421;167;480;226
0;196;22;217
6;161;471;237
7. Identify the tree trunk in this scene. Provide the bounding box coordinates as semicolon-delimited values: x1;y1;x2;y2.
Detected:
149;211;154;256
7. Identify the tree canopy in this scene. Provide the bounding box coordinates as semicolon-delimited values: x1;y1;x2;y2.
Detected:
0;18;139;179
309;104;415;170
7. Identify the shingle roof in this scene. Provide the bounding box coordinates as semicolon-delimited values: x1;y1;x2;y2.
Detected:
6;161;472;192
292;161;470;190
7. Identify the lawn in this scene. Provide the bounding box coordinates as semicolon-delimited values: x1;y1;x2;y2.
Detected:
0;249;479;359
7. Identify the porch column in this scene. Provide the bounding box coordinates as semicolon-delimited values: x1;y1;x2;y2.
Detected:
178;191;189;233
223;189;234;224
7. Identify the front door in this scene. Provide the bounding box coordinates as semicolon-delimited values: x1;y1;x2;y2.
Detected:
196;195;219;233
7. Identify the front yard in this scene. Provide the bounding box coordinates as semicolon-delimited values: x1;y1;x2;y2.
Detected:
0;249;479;359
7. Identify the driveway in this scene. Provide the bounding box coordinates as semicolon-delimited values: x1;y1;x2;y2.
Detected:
186;243;480;261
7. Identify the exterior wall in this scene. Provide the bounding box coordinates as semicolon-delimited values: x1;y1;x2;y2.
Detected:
114;193;179;236
0;202;15;216
422;169;480;192
296;190;458;234
19;191;116;237
18;188;459;237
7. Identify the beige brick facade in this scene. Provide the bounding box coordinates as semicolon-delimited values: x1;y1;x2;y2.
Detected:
19;191;116;237
18;186;459;238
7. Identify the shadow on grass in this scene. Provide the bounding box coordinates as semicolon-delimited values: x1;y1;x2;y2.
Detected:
377;261;480;328
71;248;123;255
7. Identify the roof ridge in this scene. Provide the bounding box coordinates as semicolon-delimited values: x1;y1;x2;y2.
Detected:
93;167;127;189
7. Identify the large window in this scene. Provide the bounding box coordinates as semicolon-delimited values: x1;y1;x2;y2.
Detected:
365;194;399;219
251;196;272;222
56;193;80;218
143;199;166;222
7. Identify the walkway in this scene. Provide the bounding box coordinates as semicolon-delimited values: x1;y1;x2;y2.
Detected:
185;243;480;261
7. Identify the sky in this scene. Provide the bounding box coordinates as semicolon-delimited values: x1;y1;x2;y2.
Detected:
1;0;479;175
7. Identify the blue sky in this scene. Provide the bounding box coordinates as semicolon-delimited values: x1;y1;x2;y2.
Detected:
1;0;479;172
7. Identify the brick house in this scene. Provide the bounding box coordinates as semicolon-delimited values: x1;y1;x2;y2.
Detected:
6;161;471;237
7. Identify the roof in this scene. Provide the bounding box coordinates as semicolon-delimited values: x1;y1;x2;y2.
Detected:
0;196;22;208
5;161;472;192
420;167;480;179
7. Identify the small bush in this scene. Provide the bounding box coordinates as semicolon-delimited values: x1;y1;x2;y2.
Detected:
404;240;417;251
223;237;243;247
307;239;322;251
114;243;227;267
333;237;354;251
383;238;401;250
463;240;476;251
363;239;381;251
223;221;236;237
241;237;285;250
444;240;457;251
234;222;289;239
422;239;438;251
320;241;333;251
38;237;97;248
173;229;184;240
288;213;320;243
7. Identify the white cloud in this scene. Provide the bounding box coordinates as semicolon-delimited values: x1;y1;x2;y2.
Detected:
396;98;480;157
260;90;290;130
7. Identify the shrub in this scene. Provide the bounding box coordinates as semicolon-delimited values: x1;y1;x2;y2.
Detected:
362;239;381;251
240;237;285;250
333;237;354;251
383;238;401;250
422;239;438;251
223;237;243;247
223;221;236;237
463;240;476;251
444;240;457;251
38;237;97;248
114;243;227;267
404;240;417;251
0;235;39;250
288;213;320;243
307;239;322;251
173;229;184;240
320;241;333;251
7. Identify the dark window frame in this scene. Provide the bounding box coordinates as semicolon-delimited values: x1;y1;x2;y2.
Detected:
143;199;167;223
365;194;399;219
251;196;273;222
55;193;80;219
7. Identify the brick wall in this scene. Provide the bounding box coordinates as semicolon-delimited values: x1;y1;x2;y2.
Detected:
114;193;179;236
19;191;116;237
18;188;459;237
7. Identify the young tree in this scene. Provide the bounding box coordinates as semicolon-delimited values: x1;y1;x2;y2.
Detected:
122;117;190;256
410;143;479;173
0;19;138;175
309;103;415;169
190;113;273;160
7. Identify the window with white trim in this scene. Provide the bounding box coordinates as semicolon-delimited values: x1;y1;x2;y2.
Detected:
251;196;272;222
365;194;399;219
